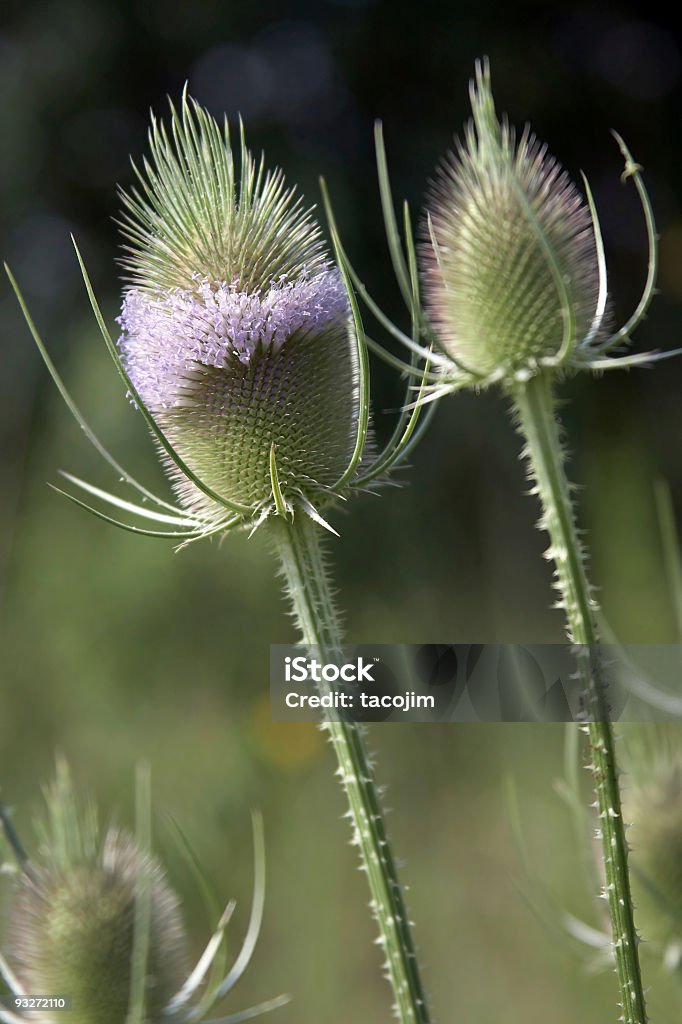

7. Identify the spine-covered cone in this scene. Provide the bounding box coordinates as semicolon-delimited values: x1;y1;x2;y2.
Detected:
423;59;601;380
4;769;186;1024
117;98;361;525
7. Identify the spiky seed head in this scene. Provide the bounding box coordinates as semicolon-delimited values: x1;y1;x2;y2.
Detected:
6;767;187;1024
117;96;360;524
622;726;682;954
422;59;601;381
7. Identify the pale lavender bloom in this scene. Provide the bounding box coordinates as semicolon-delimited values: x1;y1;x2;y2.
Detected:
10;96;419;542
118;268;349;412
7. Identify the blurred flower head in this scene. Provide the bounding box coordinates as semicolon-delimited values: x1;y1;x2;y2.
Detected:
0;762;285;1024
622;726;682;962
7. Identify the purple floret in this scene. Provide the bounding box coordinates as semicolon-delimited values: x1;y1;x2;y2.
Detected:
118;269;349;411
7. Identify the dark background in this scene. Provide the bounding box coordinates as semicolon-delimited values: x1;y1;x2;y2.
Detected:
2;3;682;1022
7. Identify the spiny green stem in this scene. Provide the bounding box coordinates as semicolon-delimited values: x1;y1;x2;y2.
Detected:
512;371;647;1024
270;514;431;1024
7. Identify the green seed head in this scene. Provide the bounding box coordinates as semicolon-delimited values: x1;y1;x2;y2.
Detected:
12;836;187;1024
423;60;601;382
117;96;360;524
4;767;186;1024
622;727;682;953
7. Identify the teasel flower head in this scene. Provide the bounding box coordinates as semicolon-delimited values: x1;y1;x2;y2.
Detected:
339;58;672;403
115;98;359;530
0;762;286;1024
7;92;432;544
621;726;682;964
423;61;604;380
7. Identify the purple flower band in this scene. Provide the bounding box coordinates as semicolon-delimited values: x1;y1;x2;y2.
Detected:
118;269;349;411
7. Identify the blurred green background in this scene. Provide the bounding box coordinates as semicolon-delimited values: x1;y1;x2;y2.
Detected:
2;2;682;1021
